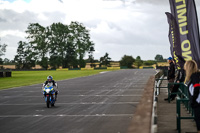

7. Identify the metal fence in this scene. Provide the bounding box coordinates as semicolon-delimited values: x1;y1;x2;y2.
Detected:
166;82;194;133
155;70;195;133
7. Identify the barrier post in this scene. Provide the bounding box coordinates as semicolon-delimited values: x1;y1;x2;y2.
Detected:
176;98;181;133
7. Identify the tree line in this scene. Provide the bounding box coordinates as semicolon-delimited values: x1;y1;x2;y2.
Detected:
12;22;95;69
0;21;167;69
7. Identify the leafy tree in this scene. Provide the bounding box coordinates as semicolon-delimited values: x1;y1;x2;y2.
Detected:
143;60;157;66
134;56;143;68
3;58;10;64
14;41;36;69
3;58;15;65
64;42;77;68
26;23;49;69
49;55;61;69
100;52;111;67
155;54;164;62
88;46;96;68
0;40;7;65
69;21;94;68
16;22;95;69
0;43;7;57
39;57;49;70
47;23;69;68
120;55;135;68
3;58;14;65
0;58;3;65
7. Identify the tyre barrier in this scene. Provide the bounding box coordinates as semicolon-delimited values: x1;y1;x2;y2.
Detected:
0;71;12;77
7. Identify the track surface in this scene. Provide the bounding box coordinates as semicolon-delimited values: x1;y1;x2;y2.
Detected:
0;69;156;133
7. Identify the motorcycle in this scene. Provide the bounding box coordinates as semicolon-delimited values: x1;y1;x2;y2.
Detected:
42;83;56;108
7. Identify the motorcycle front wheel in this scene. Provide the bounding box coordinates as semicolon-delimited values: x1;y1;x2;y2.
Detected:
46;96;50;108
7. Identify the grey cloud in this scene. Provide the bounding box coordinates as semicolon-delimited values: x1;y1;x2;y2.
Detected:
1;34;26;59
84;19;103;29
91;12;169;47
0;9;66;60
135;0;169;5
0;9;38;31
0;9;66;31
82;1;174;60
2;34;25;47
41;11;66;26
0;17;7;22
58;0;63;3
106;22;123;31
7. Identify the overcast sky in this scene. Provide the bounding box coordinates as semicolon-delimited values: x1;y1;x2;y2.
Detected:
1;0;200;61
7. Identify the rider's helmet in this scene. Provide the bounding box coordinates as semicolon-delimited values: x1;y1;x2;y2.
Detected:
47;75;53;81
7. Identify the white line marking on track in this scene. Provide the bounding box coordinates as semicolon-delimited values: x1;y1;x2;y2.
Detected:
36;110;44;112
33;115;42;117
134;70;138;74
100;71;110;74
1;89;144;93
0;102;139;106
3;95;142;98
0;114;133;118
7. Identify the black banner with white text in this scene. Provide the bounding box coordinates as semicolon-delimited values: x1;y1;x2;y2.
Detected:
169;0;200;68
166;12;184;69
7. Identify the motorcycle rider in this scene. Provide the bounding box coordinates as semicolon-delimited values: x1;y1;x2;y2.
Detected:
43;75;58;101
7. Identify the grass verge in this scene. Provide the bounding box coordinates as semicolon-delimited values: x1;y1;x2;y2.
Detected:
0;70;112;90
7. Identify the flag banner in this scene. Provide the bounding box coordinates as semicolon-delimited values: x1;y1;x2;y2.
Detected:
166;12;185;69
169;0;200;68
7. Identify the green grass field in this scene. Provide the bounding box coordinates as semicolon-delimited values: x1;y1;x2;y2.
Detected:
0;70;111;90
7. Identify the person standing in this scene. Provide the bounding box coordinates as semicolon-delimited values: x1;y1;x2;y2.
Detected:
184;60;200;133
167;57;175;81
164;57;175;101
169;68;185;101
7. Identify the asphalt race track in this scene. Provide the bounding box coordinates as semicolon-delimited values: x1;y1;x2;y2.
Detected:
0;69;156;133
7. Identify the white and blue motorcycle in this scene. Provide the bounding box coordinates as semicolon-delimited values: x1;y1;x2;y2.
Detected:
42;83;57;108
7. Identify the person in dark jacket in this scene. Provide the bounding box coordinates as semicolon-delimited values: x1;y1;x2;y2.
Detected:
169;68;185;101
167;57;175;81
164;57;176;101
184;60;200;133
